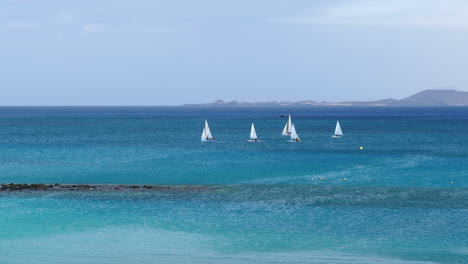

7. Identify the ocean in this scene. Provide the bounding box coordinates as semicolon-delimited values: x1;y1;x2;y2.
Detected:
0;107;467;263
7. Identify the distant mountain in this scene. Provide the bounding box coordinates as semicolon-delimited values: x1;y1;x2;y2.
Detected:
184;89;468;107
397;90;468;106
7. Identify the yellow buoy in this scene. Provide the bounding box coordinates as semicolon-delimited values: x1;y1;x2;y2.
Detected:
320;178;324;181
343;178;348;181
360;146;364;150
451;181;455;184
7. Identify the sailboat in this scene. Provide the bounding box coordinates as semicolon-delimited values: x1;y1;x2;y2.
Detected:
282;114;293;136
289;124;300;142
201;120;216;142
332;121;343;138
246;123;259;142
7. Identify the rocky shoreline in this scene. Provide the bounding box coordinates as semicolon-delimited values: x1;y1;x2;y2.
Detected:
0;183;215;192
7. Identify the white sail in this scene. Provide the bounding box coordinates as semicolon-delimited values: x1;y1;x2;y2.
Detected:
250;123;258;140
282;114;292;135
201;127;206;140
290;124;299;140
334;121;343;136
282;123;289;135
201;120;214;140
205;120;213;139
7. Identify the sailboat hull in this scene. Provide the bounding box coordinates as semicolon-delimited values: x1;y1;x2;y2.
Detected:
332;135;342;138
246;139;260;142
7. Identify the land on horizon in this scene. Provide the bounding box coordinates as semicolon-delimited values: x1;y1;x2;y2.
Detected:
1;89;468;108
184;89;468;107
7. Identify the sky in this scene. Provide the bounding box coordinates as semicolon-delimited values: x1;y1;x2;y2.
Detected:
1;0;468;105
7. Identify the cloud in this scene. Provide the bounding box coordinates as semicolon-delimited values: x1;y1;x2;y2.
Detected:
81;22;185;37
0;20;37;31
119;23;185;34
272;0;468;28
82;22;108;35
56;13;79;23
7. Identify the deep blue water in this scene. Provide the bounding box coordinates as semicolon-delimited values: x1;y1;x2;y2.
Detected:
0;107;467;264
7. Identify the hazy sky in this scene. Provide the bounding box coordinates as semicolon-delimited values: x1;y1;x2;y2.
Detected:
1;0;468;105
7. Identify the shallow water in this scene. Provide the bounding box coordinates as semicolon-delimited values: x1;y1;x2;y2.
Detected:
0;107;467;263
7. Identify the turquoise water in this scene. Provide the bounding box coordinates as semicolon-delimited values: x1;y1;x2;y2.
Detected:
0;107;467;263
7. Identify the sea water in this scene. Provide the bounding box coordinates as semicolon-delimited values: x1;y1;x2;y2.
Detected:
0;107;467;263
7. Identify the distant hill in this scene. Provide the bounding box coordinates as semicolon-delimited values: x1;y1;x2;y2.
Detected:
184;89;468;107
397;90;468;106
